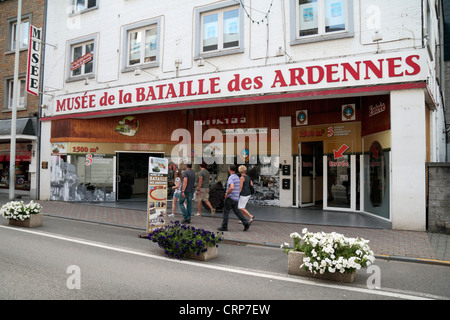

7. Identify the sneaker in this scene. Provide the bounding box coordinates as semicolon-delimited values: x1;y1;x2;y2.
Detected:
194;213;201;217
181;219;191;224
211;209;216;217
217;227;228;232
168;213;175;217
243;223;250;231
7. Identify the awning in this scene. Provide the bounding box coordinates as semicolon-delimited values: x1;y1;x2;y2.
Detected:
0;118;38;142
0;152;32;162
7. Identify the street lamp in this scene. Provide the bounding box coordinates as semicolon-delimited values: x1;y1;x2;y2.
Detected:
9;0;22;200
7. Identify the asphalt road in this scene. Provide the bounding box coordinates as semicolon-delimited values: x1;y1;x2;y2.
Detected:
0;216;449;307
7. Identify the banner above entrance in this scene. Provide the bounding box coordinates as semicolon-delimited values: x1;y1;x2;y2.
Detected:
50;50;427;118
292;122;362;154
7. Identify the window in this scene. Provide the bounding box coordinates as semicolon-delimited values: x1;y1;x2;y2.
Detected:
6;78;26;110
201;7;240;53
122;18;161;72
128;25;158;66
71;41;94;77
290;0;353;44
66;35;97;82
71;0;98;14
6;15;32;52
11;19;30;50
195;2;244;59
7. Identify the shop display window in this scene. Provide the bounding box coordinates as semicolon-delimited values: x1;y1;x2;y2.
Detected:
167;155;279;207
0;161;31;190
50;155;115;201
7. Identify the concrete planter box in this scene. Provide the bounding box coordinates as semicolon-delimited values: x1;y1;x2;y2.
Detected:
8;214;43;228
186;246;218;261
288;251;356;283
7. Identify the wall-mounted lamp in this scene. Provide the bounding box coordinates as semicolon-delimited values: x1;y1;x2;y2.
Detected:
372;30;383;53
276;47;294;63
27;144;35;157
134;67;159;79
197;58;219;72
372;30;383;42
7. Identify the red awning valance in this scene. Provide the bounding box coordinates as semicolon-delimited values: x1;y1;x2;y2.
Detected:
0;153;32;162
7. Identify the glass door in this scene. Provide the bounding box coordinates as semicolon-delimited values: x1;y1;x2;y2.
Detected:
324;153;359;211
298;143;315;207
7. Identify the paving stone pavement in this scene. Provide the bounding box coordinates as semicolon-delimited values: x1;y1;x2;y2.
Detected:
15;200;448;265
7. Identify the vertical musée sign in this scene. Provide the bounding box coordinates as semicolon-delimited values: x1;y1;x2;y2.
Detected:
26;25;42;96
147;157;169;233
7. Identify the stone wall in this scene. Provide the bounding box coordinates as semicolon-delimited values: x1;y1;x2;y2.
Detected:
427;163;450;232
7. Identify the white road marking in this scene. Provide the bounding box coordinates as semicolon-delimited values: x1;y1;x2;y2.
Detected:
0;225;437;300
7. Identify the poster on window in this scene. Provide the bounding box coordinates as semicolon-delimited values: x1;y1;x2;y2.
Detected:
70;51;93;71
147;157;168;233
325;0;345;27
299;3;318;30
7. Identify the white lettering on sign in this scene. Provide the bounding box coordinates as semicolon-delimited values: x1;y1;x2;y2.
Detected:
52;50;426;117
369;102;386;117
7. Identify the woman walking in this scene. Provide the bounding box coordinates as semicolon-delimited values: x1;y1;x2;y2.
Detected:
238;165;254;223
169;169;182;217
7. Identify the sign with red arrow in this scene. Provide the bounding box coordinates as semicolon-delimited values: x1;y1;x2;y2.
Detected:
334;144;349;159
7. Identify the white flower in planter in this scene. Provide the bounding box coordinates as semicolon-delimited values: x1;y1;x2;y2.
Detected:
0;201;42;221
282;228;375;275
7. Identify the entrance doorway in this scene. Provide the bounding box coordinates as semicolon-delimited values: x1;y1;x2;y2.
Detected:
115;152;163;200
324;154;361;211
294;142;323;208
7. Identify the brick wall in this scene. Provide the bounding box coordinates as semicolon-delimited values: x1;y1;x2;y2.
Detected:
0;0;45;120
427;163;450;232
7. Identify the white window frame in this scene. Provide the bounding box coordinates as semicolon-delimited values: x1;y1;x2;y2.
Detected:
70;0;98;14
121;18;161;73
11;19;30;51
290;0;354;45
194;1;244;60
4;77;27;111
6;14;32;53
66;35;98;82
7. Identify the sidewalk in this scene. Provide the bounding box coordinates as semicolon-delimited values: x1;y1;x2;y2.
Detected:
16;199;448;266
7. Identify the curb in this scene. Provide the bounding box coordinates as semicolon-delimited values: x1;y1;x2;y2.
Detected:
373;254;450;267
224;238;450;267
44;214;450;267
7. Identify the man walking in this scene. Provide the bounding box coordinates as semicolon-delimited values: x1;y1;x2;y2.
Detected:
179;163;195;224
218;164;251;232
195;162;216;217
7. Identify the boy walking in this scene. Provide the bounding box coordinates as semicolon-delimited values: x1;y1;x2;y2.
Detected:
195;163;216;217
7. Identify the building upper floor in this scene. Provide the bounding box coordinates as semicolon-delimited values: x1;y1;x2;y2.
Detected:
0;0;45;119
41;0;445;117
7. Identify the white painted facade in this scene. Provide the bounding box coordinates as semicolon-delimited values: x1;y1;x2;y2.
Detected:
40;0;446;231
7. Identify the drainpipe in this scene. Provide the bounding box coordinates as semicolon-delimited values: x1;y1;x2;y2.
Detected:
36;0;49;200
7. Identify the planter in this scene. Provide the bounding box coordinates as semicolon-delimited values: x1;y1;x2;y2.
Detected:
288;251;356;283
8;214;43;228
186;246;218;261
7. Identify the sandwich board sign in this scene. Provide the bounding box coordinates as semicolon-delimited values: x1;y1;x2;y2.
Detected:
146;157;168;233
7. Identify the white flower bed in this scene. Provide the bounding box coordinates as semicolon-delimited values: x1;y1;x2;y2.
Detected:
282;228;375;274
0;201;42;221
